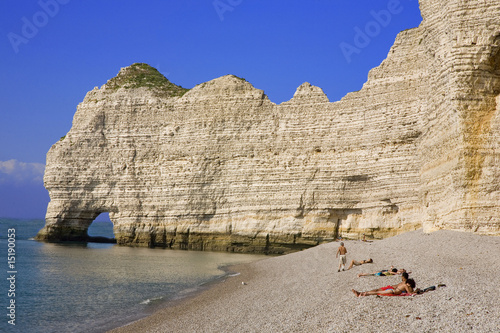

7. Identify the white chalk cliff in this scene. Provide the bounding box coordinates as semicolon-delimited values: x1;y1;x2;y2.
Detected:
36;0;500;252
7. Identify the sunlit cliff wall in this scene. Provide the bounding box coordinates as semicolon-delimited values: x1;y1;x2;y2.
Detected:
36;0;500;253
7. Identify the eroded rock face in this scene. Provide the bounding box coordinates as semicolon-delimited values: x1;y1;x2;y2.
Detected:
36;1;500;252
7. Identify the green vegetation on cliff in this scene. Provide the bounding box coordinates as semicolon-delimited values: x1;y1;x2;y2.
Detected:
106;63;189;97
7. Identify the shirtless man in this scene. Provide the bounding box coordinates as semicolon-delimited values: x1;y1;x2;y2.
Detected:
336;242;347;272
357;266;408;277
347;258;373;270
352;273;415;297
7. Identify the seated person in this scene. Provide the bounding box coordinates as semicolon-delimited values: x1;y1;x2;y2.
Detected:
352;273;415;297
347;258;373;270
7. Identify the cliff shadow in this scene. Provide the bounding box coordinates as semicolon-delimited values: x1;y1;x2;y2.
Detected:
328;208;363;240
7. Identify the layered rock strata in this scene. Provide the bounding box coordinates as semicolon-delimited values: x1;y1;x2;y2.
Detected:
36;0;500;253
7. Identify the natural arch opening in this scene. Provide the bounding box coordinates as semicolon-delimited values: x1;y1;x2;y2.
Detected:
87;212;116;243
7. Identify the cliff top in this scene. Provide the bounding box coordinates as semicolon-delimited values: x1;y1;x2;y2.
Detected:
183;74;270;102
104;63;189;97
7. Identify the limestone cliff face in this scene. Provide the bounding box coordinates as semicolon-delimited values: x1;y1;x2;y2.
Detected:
415;0;500;235
36;0;500;252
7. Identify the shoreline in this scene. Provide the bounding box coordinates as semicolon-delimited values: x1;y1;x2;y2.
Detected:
109;229;500;332
101;259;264;333
107;256;262;333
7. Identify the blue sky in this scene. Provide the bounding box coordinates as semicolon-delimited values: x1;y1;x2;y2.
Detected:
0;0;422;219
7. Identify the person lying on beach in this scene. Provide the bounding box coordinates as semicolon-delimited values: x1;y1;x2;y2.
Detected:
352;273;416;297
357;266;409;277
347;258;373;270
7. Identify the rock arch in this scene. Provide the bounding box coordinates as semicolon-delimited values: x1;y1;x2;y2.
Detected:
36;210;116;243
36;1;500;252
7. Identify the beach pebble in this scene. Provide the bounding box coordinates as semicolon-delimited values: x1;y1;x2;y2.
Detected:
111;230;500;333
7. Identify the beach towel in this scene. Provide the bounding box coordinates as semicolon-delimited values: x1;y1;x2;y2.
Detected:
377;293;413;297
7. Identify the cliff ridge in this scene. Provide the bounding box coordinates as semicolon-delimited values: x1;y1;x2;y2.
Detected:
36;0;500;252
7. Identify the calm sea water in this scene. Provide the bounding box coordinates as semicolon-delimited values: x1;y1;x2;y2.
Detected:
0;218;266;333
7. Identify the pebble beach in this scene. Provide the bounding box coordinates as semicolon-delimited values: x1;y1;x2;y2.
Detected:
109;229;500;332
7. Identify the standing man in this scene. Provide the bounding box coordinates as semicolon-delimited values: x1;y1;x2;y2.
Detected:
336;242;347;272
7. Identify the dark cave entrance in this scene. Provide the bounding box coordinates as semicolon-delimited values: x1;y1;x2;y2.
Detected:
491;34;500;95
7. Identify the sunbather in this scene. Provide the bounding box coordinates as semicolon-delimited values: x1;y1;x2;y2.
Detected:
352;273;415;297
347;258;373;270
357;266;408;277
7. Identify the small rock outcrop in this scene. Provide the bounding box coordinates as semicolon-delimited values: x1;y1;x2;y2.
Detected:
36;0;500;252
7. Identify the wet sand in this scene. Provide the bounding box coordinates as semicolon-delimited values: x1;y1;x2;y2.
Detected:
109;229;500;332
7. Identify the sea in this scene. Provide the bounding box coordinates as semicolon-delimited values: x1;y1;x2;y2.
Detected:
0;218;266;333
